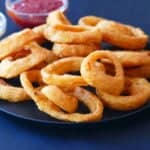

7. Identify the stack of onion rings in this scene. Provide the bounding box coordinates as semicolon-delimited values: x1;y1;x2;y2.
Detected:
43;11;102;57
0;11;149;123
20;70;104;122
0;42;56;78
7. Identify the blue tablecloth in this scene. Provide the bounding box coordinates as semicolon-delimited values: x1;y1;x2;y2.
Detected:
1;0;150;149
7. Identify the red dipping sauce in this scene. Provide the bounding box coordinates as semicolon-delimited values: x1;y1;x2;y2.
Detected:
6;0;68;27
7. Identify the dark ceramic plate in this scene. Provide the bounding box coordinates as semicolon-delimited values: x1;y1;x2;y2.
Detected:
0;100;150;125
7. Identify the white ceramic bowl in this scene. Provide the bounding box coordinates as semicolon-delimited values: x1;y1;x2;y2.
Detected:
0;12;7;37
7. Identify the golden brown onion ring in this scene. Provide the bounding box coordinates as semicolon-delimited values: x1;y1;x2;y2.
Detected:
0;29;39;60
0;42;54;79
20;70;103;122
46;10;71;26
79;16;148;49
97;20;148;49
97;78;150;111
41;57;87;87
52;43;100;57
41;85;78;113
0;79;29;102
81;51;124;95
44;24;102;44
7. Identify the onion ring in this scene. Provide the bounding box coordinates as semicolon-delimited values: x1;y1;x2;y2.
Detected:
0;42;54;78
20;70;103;122
0;79;29;102
44;24;102;44
81;51;124;95
96;78;150;111
52;43;100;57
79;16;148;49
41;57;87;87
0;29;39;60
97;20;148;49
41;85;78;113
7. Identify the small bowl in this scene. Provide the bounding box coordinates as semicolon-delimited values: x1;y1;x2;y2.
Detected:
0;12;7;37
5;0;69;28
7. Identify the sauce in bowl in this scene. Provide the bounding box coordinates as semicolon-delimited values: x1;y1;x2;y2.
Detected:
6;0;68;27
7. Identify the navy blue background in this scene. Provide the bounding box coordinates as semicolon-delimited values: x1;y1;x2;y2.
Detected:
1;0;150;149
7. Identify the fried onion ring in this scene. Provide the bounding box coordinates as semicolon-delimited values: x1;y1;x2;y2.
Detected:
44;25;102;44
41;85;78;113
81;51;124;95
96;78;150;111
52;43;100;57
79;16;148;49
0;79;29;102
0;42;54;78
0;29;39;60
97;20;148;49
41;57;87;87
20;70;103;122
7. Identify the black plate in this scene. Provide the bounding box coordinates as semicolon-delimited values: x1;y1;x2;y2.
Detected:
0;100;150;125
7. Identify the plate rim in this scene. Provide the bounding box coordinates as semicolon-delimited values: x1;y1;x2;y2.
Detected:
0;102;149;125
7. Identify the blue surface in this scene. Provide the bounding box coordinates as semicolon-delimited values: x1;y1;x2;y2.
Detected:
1;0;150;149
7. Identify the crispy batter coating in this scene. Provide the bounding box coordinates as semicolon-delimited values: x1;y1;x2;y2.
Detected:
53;43;100;57
20;70;103;122
41;85;78;113
97;78;150;111
44;25;102;44
81;51;124;95
0;42;56;78
0;29;39;60
41;57;87;87
0;79;29;102
79;16;148;49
